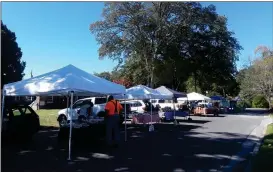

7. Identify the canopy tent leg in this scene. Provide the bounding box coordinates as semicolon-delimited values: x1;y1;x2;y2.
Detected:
1;91;6;130
66;95;69;116
187;97;192;121
124;94;127;142
68;91;74;161
173;98;178;125
149;98;154;132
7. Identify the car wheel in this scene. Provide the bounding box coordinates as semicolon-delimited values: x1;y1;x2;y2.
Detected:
58;115;67;127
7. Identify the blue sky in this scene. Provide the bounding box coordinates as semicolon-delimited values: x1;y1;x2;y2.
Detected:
2;2;273;79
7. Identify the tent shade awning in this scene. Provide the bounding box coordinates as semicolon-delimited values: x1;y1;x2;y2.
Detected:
155;86;187;98
114;85;172;100
177;92;211;101
3;64;126;96
210;95;225;101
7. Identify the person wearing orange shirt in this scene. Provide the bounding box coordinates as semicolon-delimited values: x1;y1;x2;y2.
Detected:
105;95;123;147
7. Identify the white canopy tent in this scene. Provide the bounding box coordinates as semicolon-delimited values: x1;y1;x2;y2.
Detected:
3;64;125;96
2;64;126;160
114;85;171;133
155;86;190;123
155;86;187;99
177;92;211;101
115;85;171;100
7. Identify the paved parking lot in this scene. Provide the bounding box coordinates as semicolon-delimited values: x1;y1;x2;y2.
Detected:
2;113;268;172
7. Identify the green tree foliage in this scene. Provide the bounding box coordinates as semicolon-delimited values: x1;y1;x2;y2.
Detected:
94;71;112;81
90;2;242;93
237;100;252;108
252;95;269;108
240;46;273;108
1;21;26;88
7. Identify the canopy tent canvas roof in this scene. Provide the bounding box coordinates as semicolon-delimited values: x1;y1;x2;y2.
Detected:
177;92;211;101
3;64;126;96
155;86;187;98
114;85;172;100
210;95;225;101
2;64;126;161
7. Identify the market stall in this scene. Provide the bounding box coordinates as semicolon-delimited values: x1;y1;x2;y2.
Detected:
115;85;171;131
177;92;211;102
155;86;191;123
177;92;212;116
210;95;229;113
2;64;126;160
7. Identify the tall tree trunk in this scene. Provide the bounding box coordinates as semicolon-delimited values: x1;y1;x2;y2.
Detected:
266;97;272;109
150;67;154;88
194;71;197;92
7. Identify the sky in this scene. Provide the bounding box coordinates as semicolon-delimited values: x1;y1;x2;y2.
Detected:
2;2;273;79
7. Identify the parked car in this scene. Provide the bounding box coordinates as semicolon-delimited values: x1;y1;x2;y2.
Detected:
2;102;40;142
121;100;146;114
57;97;131;127
150;99;180;110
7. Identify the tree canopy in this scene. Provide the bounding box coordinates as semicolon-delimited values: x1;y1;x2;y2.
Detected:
1;21;26;89
90;2;242;96
239;46;273;108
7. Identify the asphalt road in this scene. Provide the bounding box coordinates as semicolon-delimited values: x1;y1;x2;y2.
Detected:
2;112;268;172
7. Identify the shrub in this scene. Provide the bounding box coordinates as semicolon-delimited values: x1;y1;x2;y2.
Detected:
237;100;252;108
252;95;269;108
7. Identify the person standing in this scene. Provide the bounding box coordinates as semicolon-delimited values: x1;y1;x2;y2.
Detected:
104;95;123;147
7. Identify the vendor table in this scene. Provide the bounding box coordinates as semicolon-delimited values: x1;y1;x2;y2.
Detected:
163;111;189;121
131;113;160;124
58;117;106;140
193;107;218;115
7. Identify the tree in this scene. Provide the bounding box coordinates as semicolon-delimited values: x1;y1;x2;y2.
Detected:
94;70;133;88
240;46;273;108
90;2;241;92
1;21;26;88
252;95;269;108
94;71;112;81
112;79;133;88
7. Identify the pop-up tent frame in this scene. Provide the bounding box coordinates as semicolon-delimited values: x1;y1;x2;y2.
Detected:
115;85;171;135
155;86;190;123
178;92;211;102
1;64;126;160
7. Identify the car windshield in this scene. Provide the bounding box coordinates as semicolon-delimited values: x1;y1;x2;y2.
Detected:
5;105;33;117
73;100;83;109
94;98;107;104
158;99;165;103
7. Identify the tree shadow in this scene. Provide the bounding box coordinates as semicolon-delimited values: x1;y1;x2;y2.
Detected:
190;114;226;118
226;108;271;117
176;119;211;124
2;122;259;172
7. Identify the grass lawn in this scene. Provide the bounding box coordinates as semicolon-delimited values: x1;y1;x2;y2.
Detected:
35;109;60;127
252;123;273;172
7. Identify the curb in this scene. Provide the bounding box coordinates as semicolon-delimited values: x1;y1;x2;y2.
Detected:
244;117;273;172
220;116;273;172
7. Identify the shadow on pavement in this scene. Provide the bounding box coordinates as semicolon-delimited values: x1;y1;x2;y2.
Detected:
190;114;226;118
2;122;258;172
176;119;211;124
226;108;271;117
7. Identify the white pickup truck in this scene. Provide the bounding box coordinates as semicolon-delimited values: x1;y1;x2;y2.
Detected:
150;99;180;110
57;97;107;126
57;97;130;127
